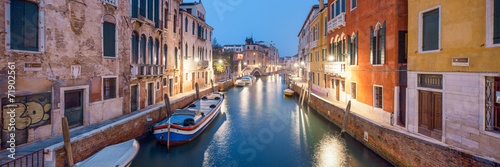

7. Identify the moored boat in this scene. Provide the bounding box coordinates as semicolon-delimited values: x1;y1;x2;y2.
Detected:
235;80;245;87
241;77;252;84
74;139;140;167
284;88;294;96
152;92;224;147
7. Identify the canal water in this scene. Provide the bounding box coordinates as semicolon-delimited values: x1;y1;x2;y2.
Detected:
131;75;392;167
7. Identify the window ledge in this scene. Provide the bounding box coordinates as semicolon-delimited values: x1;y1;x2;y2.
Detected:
418;49;440;54
7;49;42;54
481;130;500;139
103;56;118;59
486;43;500;48
350;7;357;11
372;64;384;67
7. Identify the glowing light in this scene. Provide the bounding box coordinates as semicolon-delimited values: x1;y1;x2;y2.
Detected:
194;58;200;62
294;63;298;67
328;56;334;61
301;61;304;65
244;62;247;65
218;59;223;63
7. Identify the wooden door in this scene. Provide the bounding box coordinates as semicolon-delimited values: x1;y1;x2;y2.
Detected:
398;86;407;127
64;90;84;128
418;90;442;140
131;85;138;112
169;79;174;96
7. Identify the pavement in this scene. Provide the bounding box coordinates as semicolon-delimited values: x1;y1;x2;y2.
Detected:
0;86;215;165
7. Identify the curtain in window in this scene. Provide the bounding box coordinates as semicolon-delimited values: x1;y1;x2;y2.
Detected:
422;9;439;51
103;22;116;57
11;0;38;51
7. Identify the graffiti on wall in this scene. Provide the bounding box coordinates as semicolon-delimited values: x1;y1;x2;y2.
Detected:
1;93;51;149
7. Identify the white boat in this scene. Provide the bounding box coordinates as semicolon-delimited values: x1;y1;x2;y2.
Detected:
235;80;245;87
75;139;140;167
247;75;256;80
241;77;252;84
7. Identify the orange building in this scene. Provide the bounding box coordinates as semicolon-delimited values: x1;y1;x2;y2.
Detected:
326;0;408;125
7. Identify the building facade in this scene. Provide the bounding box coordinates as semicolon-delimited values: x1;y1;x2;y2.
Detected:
309;3;329;92
298;5;322;81
407;0;500;161
179;1;213;92
325;0;408;125
0;0;132;148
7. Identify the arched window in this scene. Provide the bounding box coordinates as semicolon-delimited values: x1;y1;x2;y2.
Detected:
148;38;153;64
173;11;177;33
192;21;195;35
103;21;116;57
131;32;139;64
371;22;385;65
154;39;159;65
174;47;178;69
164;3;168;28
154;0;160;24
140;35;146;64
185;17;188;32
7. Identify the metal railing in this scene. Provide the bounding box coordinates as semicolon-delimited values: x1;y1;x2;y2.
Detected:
102;0;118;7
0;149;44;167
131;64;164;77
197;60;209;69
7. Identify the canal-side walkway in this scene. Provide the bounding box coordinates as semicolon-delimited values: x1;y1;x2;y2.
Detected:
289;76;500;166
0;85;218;166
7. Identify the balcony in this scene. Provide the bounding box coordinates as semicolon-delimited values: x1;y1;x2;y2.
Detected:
198;60;209;69
310;40;317;48
102;0;117;7
324;62;346;77
131;64;164;78
328;13;346;32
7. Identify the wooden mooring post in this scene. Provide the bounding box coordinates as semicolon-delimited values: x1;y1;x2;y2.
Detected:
211;79;215;92
61;117;74;167
340;101;352;136
195;82;200;99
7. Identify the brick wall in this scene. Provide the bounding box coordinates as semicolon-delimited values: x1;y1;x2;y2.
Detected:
291;84;499;166
51;87;218;167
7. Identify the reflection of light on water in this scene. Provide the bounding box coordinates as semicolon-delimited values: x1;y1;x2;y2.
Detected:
240;86;249;113
203;106;231;167
313;134;347;167
255;79;263;112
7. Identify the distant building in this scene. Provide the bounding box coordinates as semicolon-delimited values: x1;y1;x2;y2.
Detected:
223;45;244;52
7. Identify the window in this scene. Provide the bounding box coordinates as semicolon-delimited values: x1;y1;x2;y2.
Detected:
485;77;500;132
163;45;168;65
324;17;327;37
322;49;326;61
132;0;139;18
147;0;153;20
186;73;188;80
185;17;188;32
103;22;116;57
163;78;167;86
349;33;358;65
164;7;168;29
140;0;146;17
335;0;340;16
420;7;440;52
154;0;160;24
140;36;146;63
351;0;357;10
185;44;188;60
374;86;383;108
103;77;117;100
173;12;177;33
148;38;153;64
371;22;386;65
192;21;195;35
351;82;356;99
132;33;139;64
315;51;319;62
418;74;443;89
154;40;159;65
174;47;178;69
317;73;320;86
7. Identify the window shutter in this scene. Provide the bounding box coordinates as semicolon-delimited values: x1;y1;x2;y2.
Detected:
333;42;337;61
381;21;386;64
355;32;359;65
342;39;345;62
370;27;374;65
347;35;351;65
103;23;116;57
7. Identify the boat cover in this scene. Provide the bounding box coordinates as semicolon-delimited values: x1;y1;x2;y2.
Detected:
74;139;139;167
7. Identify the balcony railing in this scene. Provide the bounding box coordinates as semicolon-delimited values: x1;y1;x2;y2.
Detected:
325;62;346;77
102;0;118;7
328;13;346;32
198;60;209;69
131;64;164;78
310;40;317;48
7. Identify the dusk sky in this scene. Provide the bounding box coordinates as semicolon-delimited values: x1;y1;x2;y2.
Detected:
202;0;318;58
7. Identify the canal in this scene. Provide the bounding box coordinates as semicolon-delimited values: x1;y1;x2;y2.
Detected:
131;75;392;167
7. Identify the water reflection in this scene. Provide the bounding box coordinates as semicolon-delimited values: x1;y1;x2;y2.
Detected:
131;74;392;167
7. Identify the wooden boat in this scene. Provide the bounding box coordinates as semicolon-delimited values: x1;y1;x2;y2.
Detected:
152;92;224;147
235;80;245;87
284;88;294;96
74;139;140;167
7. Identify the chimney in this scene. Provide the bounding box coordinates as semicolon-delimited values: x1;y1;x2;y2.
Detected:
319;0;324;10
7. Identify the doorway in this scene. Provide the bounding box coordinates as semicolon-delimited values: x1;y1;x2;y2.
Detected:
169;78;174;96
148;83;154;106
131;85;138;112
398;86;407;127
64;90;84;128
418;90;442;140
335;80;340;101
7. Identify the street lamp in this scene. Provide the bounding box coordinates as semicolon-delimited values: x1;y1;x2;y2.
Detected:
244;62;247;65
194;58;200;62
300;61;304;65
218;59;223;64
328;56;334;61
294;63;298;67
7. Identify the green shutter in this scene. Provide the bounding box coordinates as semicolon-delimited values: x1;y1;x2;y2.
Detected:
355;32;359;65
381;21;386;64
342;39;345;62
103;22;116;57
333;42;337;62
370;26;374;65
347;35;351;65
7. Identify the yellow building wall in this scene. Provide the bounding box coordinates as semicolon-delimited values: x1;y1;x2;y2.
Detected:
310;10;329;87
408;0;500;72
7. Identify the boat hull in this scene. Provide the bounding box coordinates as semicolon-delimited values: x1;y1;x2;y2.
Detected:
284;90;294;96
152;97;223;146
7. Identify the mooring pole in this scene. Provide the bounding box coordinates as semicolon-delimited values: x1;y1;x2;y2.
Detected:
341;101;352;136
211;79;215;92
195;82;200;100
62;117;74;167
163;94;172;152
